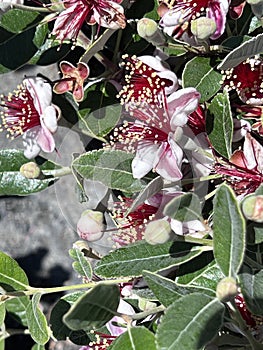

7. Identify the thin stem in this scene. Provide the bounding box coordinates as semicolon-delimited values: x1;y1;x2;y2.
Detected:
174;234;213;247
113;29;122;64
227;301;263;350
42;166;72;177
11;3;52;12
6;278;132;297
131;305;166;320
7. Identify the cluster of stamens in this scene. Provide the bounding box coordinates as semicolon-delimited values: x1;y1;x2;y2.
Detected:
222;57;263;104
0;84;40;139
117;55;171;111
86;330;116;349
110;197;158;246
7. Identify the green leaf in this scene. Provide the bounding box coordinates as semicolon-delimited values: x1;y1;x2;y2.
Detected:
26;293;50;345
218;33;263;70
207;90;233;159
33;23;48;48
0;339;4;350
213;184;246;277
31;344;45;350
239;269;263;316
72;149;146;193
29;39;72;65
0;26;38;71
50;292;90;345
144;0;160;20
0;302;5;326
95;241;205;278
79;104;121;138
0;9;39;33
156;293;225;350
163;193;202;222
0;149;57;196
0;251;28;291
109;327;156;350
143;271;214;307
5;296;30;326
176;259;224;292
63;284;120;330
182;57;222;102
69;248;92;280
126;176;163;216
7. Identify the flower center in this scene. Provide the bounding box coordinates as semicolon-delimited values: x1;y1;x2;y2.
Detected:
117;55;173;109
0;85;40;139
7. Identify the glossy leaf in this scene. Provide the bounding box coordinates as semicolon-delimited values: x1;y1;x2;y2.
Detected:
213;184;246;277
5;296;30;326
79;103;121;138
0;149;58;196
63;284;120;330
26;293;50;345
176;259;224;292
126;176;163;216
109;327;156;350
0;26;37;71
156;293;225;350
31;344;45;350
72;149;146;193
0;251;29;291
163;192;202;222
207;90;233;159
50;291;90;345
143;270;214;307
95;241;205;278
0;9;39;33
218;33;263;70
69;248;92;280
239;269;263;316
182;57;222;102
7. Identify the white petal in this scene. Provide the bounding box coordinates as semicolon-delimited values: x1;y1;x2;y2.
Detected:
132;142;159;178
42;105;58;133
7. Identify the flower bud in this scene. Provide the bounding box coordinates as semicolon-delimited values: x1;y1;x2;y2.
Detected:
191;17;217;40
144;218;172;245
241;195;263;223
77;210;105;242
137;18;166;46
216;277;238;302
20;162;41;179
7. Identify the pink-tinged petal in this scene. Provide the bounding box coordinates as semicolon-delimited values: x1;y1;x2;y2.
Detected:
243;133;263;171
24;77;52;115
60;61;76;74
73;84;84;102
229;0;246;18
154;135;183;181
53;80;72;94
208;0;229;40
77;62;90;79
36;125;55;153
42;105;58;133
230;149;249;168
132;142;159;179
233;119;251;142
106;300;135;336
93;2;126;29
168;88;200;129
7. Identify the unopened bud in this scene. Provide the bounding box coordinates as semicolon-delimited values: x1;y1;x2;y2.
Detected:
77;210;105;242
137;18;166;46
20;162;41;179
144;218;172;245
216;277;238;302
242;195;263;223
191;17;216;40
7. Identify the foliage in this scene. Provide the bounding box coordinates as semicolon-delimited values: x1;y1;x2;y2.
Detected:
0;0;263;349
